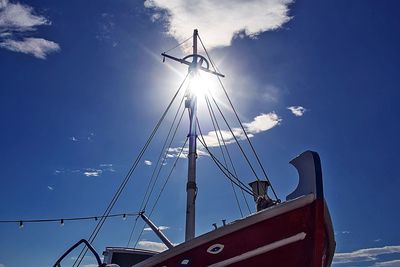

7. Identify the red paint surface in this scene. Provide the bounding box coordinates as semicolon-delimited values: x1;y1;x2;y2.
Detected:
149;199;332;267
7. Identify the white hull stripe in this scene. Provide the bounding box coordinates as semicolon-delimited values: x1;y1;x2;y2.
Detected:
208;232;307;267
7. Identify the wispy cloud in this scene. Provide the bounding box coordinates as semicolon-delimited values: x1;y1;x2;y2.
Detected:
335;230;350;235
0;37;59;59
0;0;60;58
54;164;115;177
287;106;306;116
166;113;280;158
83;169;103;177
144;0;293;49
137;240;168;252
144;225;169;231
202;112;281;147
372;259;400;266
47;185;54;191
0;263;5;267
333;245;400;264
144;160;153;166
68;133;94;142
96;13;117;47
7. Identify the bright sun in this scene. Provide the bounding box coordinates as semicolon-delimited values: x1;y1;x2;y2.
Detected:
189;72;217;98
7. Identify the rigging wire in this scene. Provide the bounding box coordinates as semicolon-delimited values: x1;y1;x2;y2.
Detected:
196;119;256;197
133;137;188;248
198;33;280;202
203;96;244;217
127;105;187;247
207;93;263;186
163;35;192;54
72;73;189;267
138;86;187;215
205;95;252;214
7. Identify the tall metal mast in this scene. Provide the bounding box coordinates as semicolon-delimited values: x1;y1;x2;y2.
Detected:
185;29;198;241
161;29;224;242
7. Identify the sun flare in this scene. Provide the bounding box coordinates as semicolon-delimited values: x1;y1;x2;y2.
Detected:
188;73;217;99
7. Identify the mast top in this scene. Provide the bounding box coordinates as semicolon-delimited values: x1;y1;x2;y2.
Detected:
161;29;225;78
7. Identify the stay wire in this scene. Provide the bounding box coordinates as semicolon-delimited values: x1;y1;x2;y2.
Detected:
139;87;186;213
142;102;187;212
163;35;192;54
130;106;186;247
205;95;252;214
196;120;256;197
208;93;261;186
198;34;280;202
203;96;244;217
133;137;188;249
73;73;189;267
127;90;187;247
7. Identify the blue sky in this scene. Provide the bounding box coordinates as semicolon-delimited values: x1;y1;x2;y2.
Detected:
1;0;400;266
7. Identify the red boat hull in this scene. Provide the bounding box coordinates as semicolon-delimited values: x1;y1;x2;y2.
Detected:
133;195;334;267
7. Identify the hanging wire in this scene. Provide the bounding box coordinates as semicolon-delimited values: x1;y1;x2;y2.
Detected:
198;33;280;202
73;73;189;267
0;213;139;226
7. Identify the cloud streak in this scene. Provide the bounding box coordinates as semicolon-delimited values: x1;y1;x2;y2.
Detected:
333;245;400;264
0;0;60;58
54;164;115;178
287;106;306;116
144;225;169;231
137;241;168;252
0;37;59;59
167;112;280;158
201;112;281;147
144;0;293;49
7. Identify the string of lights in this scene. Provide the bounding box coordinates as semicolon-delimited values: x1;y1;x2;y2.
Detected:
0;212;139;228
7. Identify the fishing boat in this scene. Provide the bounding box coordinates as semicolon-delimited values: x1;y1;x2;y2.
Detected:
54;30;335;267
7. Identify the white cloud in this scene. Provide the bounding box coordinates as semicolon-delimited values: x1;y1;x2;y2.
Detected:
100;163;112;167
287;106;306;116
372;259;400;266
333;245;400;264
0;0;49;30
69;136;78;142
0;0;59;58
144;160;153;166
166;113;280;158
0;36;59;59
83;169;103;177
54;169;64;175
47;185;54;191
144;225;169;231
202;112;281;147
137;240;168;252
144;0;293;49
0;263;5;267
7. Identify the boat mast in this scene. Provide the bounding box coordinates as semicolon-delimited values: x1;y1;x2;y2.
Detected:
160;29;224;241
185;29;198;241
